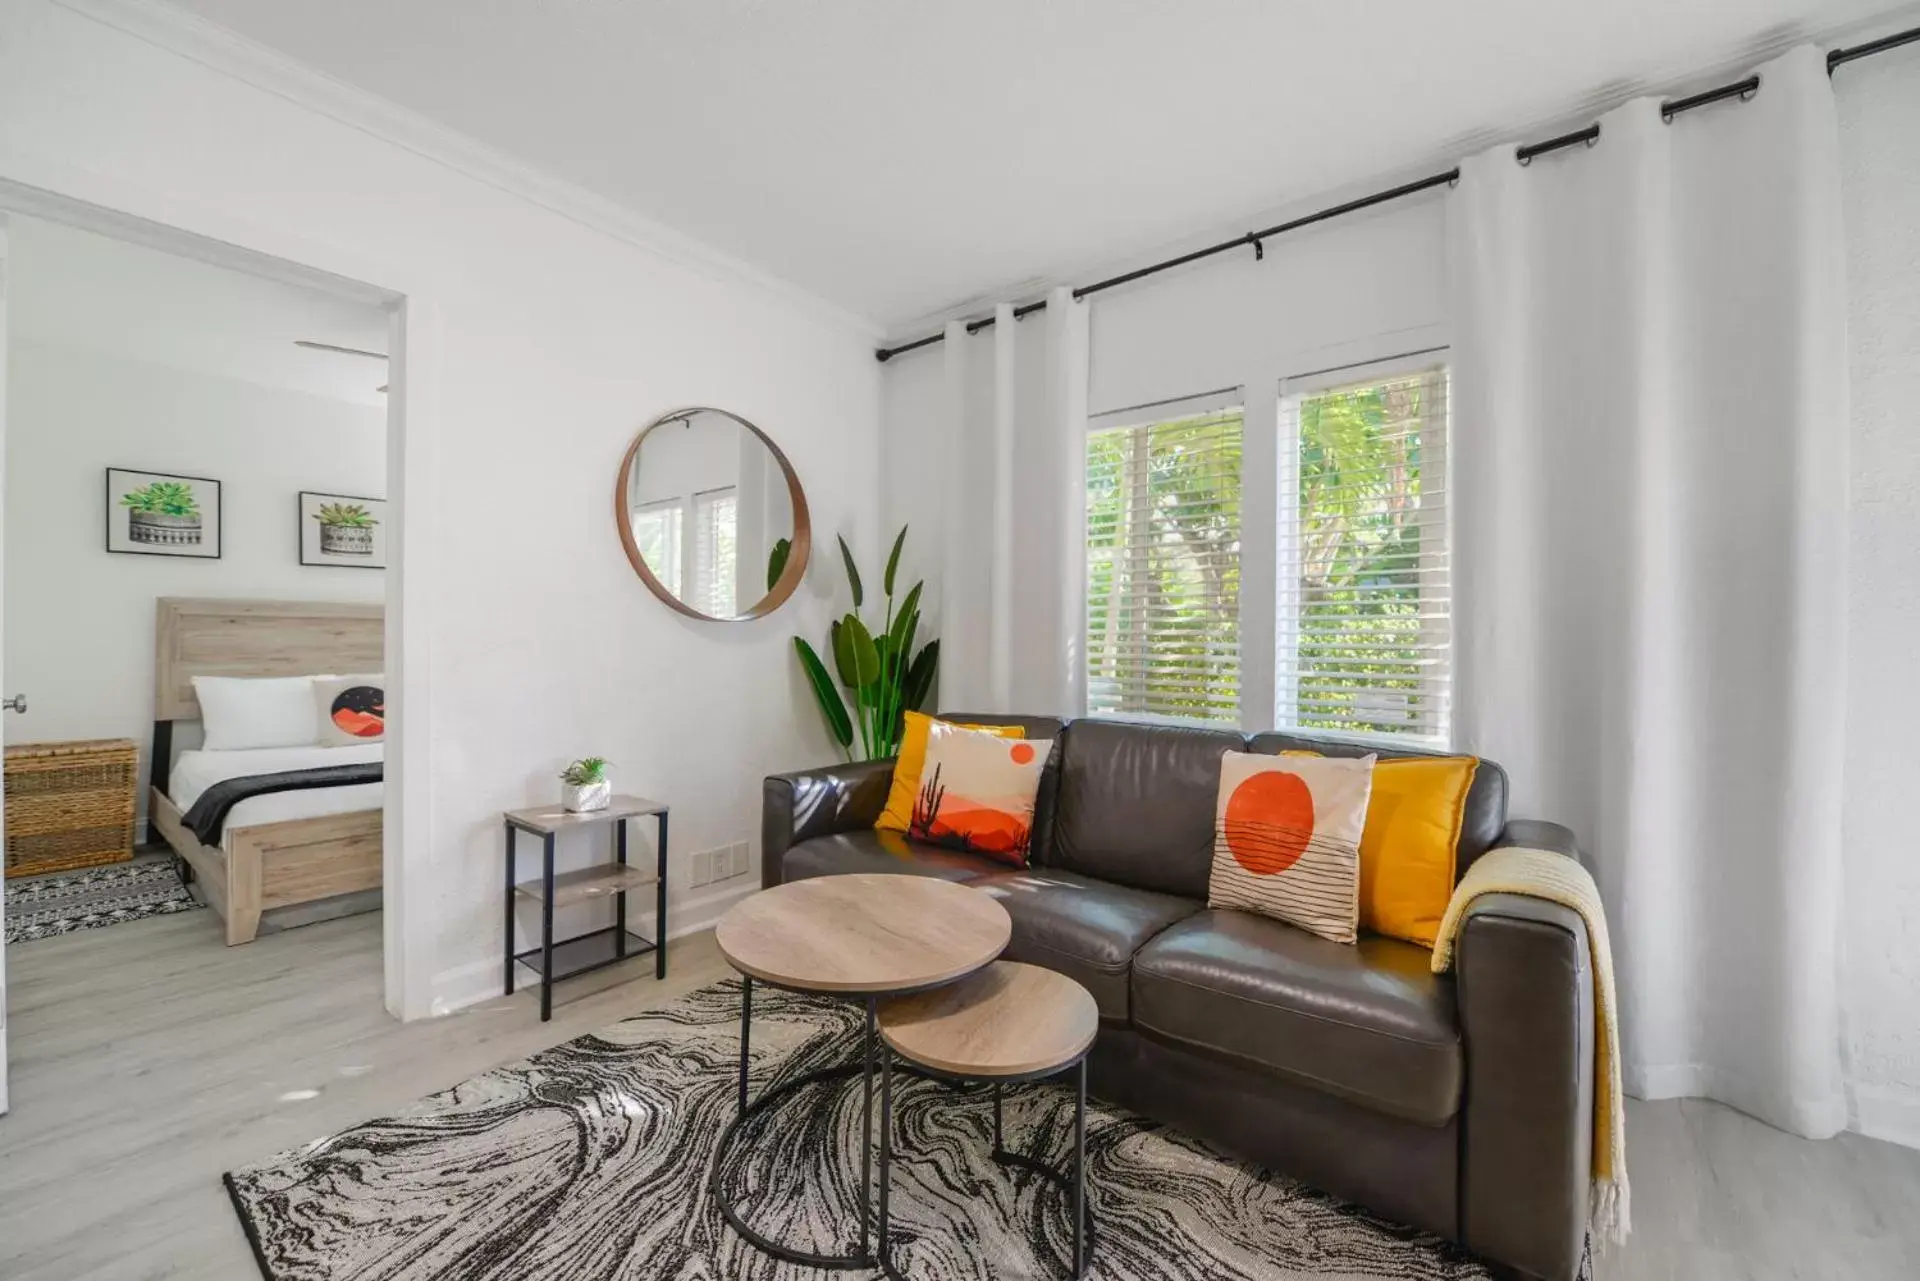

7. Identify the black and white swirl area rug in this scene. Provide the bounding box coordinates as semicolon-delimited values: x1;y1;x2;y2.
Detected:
225;980;1497;1280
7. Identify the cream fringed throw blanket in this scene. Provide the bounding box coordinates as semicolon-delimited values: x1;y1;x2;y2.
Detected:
1430;846;1629;1249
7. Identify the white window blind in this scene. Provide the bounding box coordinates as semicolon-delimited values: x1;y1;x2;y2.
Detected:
632;499;683;597
1085;399;1243;724
692;486;737;618
1278;364;1450;744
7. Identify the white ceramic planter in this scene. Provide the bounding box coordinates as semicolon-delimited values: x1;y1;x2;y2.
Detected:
562;778;612;813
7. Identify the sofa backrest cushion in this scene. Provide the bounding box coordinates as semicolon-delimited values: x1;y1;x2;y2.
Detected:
1246;732;1509;879
1050;719;1244;898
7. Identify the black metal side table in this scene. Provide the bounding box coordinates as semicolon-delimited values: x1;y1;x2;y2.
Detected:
503;794;668;1021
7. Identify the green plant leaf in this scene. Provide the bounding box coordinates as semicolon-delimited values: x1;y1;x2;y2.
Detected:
888;582;923;654
837;535;864;609
830;617;856;687
842;614;882;687
883;525;907;597
766;537;792;593
794;638;853;752
904;639;939;712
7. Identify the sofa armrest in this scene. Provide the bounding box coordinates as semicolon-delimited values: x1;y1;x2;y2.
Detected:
1494;818;1587;868
1456;868;1596;1281
761;758;896;887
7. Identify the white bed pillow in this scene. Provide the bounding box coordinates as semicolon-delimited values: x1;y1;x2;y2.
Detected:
192;675;323;751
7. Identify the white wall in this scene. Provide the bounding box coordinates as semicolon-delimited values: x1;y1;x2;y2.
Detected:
1837;52;1920;1149
0;0;881;1018
3;336;386;808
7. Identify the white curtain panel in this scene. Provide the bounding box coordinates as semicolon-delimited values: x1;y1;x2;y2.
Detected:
938;287;1089;716
1449;45;1849;1137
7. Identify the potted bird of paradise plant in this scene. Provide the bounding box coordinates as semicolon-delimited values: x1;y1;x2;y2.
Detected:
780;526;938;762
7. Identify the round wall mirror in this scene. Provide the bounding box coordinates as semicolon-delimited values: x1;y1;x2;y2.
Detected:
615;406;810;621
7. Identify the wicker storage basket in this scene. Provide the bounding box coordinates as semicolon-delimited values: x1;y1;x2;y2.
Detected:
4;738;139;877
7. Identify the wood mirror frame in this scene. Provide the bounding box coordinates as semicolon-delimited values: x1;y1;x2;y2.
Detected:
613;406;812;621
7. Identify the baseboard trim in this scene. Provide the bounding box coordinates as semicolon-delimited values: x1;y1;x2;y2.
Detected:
1851;1084;1920;1151
427;880;756;1017
1626;1060;1850;1139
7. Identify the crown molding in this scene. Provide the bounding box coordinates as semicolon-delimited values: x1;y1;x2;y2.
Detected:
48;0;881;339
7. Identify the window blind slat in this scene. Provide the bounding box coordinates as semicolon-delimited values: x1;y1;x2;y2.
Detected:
1086;404;1243;725
1280;366;1450;747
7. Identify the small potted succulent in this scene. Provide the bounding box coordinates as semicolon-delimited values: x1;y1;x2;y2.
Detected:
121;480;203;546
560;756;612;813
313;501;379;556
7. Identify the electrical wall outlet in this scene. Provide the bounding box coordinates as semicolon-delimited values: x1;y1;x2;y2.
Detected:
687;842;752;888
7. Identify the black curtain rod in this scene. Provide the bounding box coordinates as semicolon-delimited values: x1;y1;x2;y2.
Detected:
875;23;1920;362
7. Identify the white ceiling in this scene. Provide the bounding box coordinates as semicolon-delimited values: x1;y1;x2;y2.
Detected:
167;0;1901;330
9;216;390;407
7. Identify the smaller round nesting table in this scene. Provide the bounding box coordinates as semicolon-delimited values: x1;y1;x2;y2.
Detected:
877;960;1100;1281
712;874;1011;1270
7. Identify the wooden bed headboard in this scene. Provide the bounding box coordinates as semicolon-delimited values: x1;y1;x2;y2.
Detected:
154;597;385;722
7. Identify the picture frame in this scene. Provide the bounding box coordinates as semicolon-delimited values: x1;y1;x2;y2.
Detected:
105;467;222;559
299;491;388;569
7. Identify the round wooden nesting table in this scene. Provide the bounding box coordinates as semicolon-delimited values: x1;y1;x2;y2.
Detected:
710;874;1011;1271
876;961;1100;1280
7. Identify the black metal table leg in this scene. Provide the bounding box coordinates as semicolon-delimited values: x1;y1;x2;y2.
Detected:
502;822;516;997
880;1063;1096;1281
861;998;876;1256
878;1049;895;1273
655;810;669;979
737;976;753;1117
1073;1060;1087;1279
539;831;556;1022
615;818;628;960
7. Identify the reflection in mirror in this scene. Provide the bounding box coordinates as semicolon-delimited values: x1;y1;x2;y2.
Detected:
618;407;808;621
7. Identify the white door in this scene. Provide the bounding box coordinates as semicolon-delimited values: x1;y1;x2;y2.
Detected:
0;213;12;1114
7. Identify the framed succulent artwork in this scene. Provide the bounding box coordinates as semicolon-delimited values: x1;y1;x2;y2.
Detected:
106;468;222;558
299;491;387;569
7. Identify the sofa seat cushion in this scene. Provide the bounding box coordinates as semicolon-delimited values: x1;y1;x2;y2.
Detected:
1132;909;1462;1125
972;868;1201;1022
782;830;1007;884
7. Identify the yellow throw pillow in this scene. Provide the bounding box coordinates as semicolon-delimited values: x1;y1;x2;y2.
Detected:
876;711;1024;833
1357;756;1479;947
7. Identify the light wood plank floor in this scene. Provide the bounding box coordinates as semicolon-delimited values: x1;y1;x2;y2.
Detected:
2;908;1915;1279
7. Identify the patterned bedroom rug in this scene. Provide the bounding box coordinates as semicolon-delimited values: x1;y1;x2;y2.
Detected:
224;980;1506;1281
4;855;202;944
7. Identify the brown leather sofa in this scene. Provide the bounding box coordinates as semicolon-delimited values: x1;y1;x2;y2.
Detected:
763;715;1594;1281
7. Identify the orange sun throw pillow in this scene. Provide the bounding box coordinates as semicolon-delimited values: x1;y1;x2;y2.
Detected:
907;721;1052;866
877;711;1024;833
1209;750;1376;944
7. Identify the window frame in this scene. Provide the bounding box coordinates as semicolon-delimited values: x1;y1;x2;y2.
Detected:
1275;350;1453;750
1082;388;1246;729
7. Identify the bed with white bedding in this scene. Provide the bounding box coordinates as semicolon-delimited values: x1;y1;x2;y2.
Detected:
147;598;386;946
169;743;384;839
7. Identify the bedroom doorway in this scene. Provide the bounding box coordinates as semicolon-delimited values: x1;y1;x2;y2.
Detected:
0;192;418;1114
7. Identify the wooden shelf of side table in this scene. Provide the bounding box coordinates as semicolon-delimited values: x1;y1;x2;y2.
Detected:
503;794;668;1021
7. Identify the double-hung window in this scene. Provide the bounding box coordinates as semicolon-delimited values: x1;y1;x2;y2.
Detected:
1084;396;1243;725
631;498;684;598
1278;362;1451;745
691;486;738;618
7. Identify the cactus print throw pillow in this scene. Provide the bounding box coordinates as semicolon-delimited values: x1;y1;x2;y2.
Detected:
909;721;1053;866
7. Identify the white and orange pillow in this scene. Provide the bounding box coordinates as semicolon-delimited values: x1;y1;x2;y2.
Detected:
908;721;1051;867
1208;749;1376;943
